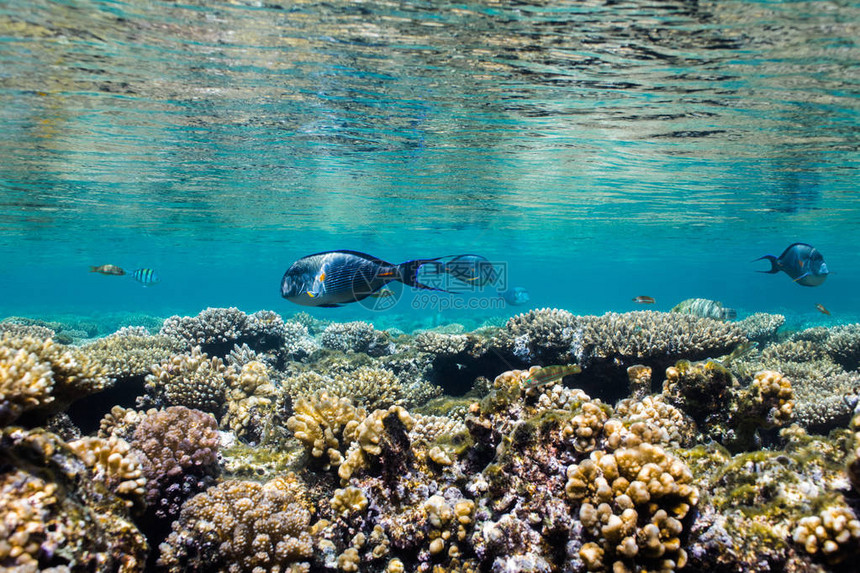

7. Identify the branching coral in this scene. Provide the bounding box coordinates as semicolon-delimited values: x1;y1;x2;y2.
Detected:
222;360;278;442
320;321;393;356
82;330;183;379
69;435;146;509
158;476;315;572
287;390;366;471
160;307;289;357
143;346;228;417
1;333;111;425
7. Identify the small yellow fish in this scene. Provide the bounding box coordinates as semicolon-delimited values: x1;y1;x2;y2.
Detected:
815;303;831;316
90;264;125;276
632;295;655;304
523;364;582;389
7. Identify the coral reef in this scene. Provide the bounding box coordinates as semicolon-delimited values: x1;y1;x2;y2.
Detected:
159;307;290;358
4;308;860;573
142;346;229;417
1;333;111;425
0;427;148;571
130;406;220;527
158;476;314;572
320;321;394;356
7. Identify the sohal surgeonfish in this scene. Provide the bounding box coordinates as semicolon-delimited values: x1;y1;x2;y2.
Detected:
754;243;829;286
281;250;447;307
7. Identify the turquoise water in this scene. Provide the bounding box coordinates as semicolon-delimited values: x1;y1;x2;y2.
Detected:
1;0;858;329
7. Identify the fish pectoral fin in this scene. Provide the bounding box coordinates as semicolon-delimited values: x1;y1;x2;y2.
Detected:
307;290;316;298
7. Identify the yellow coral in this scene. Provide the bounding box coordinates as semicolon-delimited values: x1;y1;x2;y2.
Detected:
0;338;55;425
222;360;277;441
793;505;860;563
287;391;366;470
338;405;414;482
330;486;368;517
69;435;146;508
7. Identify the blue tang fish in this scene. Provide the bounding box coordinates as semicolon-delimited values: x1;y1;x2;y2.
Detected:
281;250;447;307
754;243;829;286
500;286;530;306
131;268;159;286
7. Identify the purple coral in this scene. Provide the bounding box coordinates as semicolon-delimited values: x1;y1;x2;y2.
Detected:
130;406;220;527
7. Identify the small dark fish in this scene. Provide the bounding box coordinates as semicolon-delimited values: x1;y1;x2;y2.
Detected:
815;303;831;316
281;250;446;307
500;287;530;306
632;295;655;304
131;268;159;285
523;364;582;389
754;243;829;287
90;264;125;276
439;254;499;287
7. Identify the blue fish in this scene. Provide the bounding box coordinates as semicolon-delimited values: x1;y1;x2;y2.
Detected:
439;254;499;287
131;268;159;286
281;250;447;307
754;243;829;287
500;286;530;305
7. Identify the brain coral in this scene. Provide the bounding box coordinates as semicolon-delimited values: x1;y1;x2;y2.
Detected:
130;406;220;524
158;476;315;573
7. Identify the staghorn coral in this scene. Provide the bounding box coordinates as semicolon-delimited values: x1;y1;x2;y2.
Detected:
222;360;278;442
130;406;220;525
320;321;394;356
143;346;228;417
1;333;111;425
0;427;148;572
82;330;184;379
158;476;314;572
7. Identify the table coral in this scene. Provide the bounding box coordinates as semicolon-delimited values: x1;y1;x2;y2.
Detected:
82;330;183;379
160;307;290;357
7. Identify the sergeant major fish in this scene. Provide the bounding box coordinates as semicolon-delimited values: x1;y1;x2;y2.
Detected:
754;243;829;287
671;298;737;320
131;268;159;286
281;250;447;307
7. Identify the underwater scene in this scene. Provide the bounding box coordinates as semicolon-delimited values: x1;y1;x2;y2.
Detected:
1;0;860;571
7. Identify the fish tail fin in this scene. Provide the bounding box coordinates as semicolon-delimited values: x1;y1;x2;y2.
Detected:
753;255;779;273
723;308;738;320
89;266;99;272
397;258;448;292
